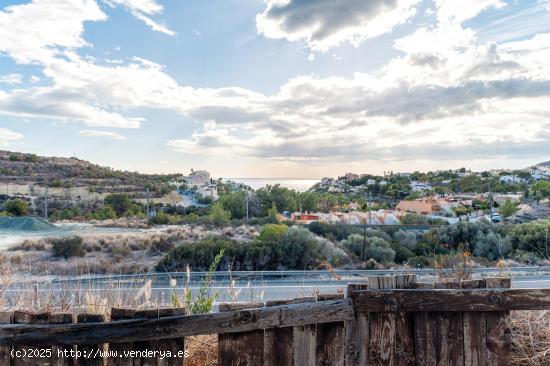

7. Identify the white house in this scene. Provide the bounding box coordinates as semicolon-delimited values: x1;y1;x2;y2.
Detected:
499;175;526;185
411;181;432;192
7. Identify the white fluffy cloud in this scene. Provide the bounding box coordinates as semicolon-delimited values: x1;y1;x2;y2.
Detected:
0;0;106;64
256;0;420;51
1;0;550;169
79;129;126;140
0;128;23;146
103;0;175;36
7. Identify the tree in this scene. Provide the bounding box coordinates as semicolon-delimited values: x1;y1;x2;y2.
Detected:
103;193;133;217
219;191;246;219
267;203;279;223
5;199;29;216
209;204;231;226
499;199;518;218
532;181;550;201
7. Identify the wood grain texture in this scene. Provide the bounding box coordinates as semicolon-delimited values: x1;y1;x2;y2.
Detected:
133;308;186;366
12;312;52;366
0;300;354;346
485;277;511;366
345;283;369;366
394;275;416;366
218;303;264;366
264;300;293;366
292;297;318;366
352;288;550;312
368;276;396;366
76;313;106;366
462;280;487;366
109;308;136;366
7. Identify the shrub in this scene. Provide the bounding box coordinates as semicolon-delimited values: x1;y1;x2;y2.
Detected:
104;193;133;217
5;199;29;216
209;204;231;226
472;231;511;261
341;234;395;263
394;230;417;250
51;236;85;259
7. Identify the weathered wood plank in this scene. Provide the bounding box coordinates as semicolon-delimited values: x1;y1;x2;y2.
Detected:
218;303;264;366
345;284;369;366
317;294;346;366
352;288;550;312
394;275;416;366
264;300;293;366
485;277;511;366
0;299;354;346
293;297;317;366
134;308;186;366
76;314;106;366
462;279;487;366
433;281;463;366
49;314;73;366
0;312;12;366
12;312;52;366
412;283;435;366
109;308;136;366
368;276;396;366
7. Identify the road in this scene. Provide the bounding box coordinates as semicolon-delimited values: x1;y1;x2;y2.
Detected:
7;267;548;304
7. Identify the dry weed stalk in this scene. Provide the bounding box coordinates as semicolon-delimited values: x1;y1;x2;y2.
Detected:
511;311;550;365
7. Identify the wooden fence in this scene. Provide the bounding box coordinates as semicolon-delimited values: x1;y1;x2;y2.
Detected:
0;275;549;365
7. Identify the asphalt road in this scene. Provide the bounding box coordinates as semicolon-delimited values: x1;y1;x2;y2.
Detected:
10;267;548;304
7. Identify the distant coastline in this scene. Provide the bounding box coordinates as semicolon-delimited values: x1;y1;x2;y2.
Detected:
222;178;319;192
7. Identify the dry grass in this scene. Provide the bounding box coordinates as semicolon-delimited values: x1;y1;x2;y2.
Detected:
185;335;218;366
511;311;550;365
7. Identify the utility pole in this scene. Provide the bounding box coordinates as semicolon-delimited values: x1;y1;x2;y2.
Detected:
362;217;367;261
146;188;151;219
488;180;494;223
44;187;48;220
245;189;251;224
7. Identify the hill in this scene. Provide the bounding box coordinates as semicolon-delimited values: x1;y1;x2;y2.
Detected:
0;150;180;196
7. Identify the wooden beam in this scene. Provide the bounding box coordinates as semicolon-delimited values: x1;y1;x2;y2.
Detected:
0;299;354;346
353;289;550;312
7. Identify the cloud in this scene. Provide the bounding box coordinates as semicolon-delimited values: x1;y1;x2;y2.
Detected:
0;74;22;86
0;128;23;146
103;0;175;36
256;0;420;51
0;0;106;64
79;129;126;140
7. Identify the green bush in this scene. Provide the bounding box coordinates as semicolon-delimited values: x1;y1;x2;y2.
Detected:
209;204;231;226
51;236;85;259
5;199;29;216
104;193;133;217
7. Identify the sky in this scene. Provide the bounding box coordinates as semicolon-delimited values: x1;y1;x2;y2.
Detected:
0;0;549;178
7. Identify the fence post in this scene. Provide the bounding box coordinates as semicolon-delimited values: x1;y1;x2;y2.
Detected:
133;308;186;366
345;283;368;366
12;312;51;366
264;300;294;366
109;308;136;366
316;294;345;366
49;313;74;366
292;297;317;366
77;313;106;366
367;275;415;366
485;277;512;366
462;279;488;366
218;302;265;366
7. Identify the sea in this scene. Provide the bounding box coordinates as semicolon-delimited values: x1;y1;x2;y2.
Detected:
223;178;319;192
